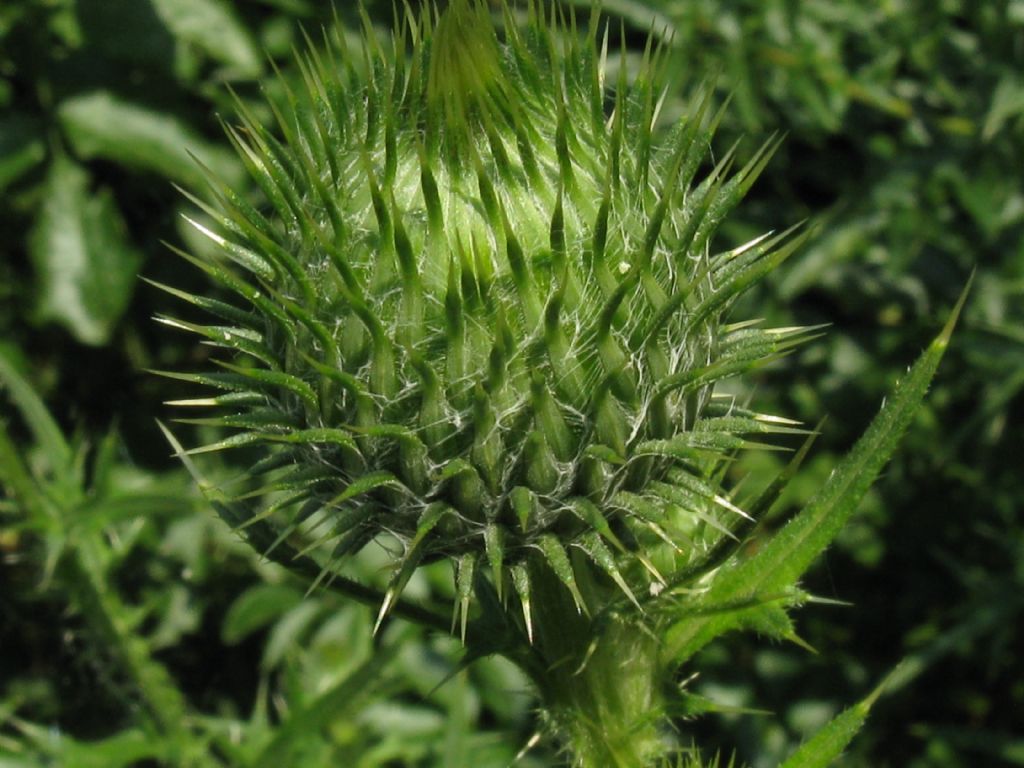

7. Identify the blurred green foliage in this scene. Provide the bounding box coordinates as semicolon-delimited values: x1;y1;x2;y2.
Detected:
1;0;1021;766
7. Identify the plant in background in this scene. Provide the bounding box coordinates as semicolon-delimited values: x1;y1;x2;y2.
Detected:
157;1;965;765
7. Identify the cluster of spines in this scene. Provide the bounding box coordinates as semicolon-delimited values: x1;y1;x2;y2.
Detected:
157;0;815;642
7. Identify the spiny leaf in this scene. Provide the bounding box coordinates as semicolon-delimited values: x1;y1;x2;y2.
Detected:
780;668;899;768
667;279;971;662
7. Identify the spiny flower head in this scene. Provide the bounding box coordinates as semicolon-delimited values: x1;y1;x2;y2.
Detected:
159;0;812;645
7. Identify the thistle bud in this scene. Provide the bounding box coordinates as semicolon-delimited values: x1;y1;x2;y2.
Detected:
160;2;816;763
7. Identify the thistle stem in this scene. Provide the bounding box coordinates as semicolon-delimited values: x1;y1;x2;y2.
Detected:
524;559;667;768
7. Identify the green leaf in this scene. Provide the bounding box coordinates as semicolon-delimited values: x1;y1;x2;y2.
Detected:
58;91;241;189
28;155;141;345
222;583;303;645
666;279;971;662
252;639;401;768
262;600;322;669
780;669;896;768
560;0;675;41
9;726;166;768
150;0;262;77
0;345;72;476
982;74;1024;141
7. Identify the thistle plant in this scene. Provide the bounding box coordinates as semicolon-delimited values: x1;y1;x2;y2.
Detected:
155;2;965;765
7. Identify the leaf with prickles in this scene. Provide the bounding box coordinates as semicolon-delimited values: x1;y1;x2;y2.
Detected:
612;491;688;552
742;422;822;522
275;298;341;369
410;354;453;449
537;534;587;615
444;254;467;384
667;279;972;663
611;491;666;525
454;552;475;643
472;384;503;495
589;185;615;295
575;531;641;610
510;563;533;644
549;187;567;276
293;504;374;560
591;386;629;459
666;689;772;720
639;121;692;276
736;601;812;650
474;158;504;241
484;523;505;602
569;496;623;550
591;288;637;400
689;134;786;259
375;503;450;634
780;669;899;768
671;143;737;264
